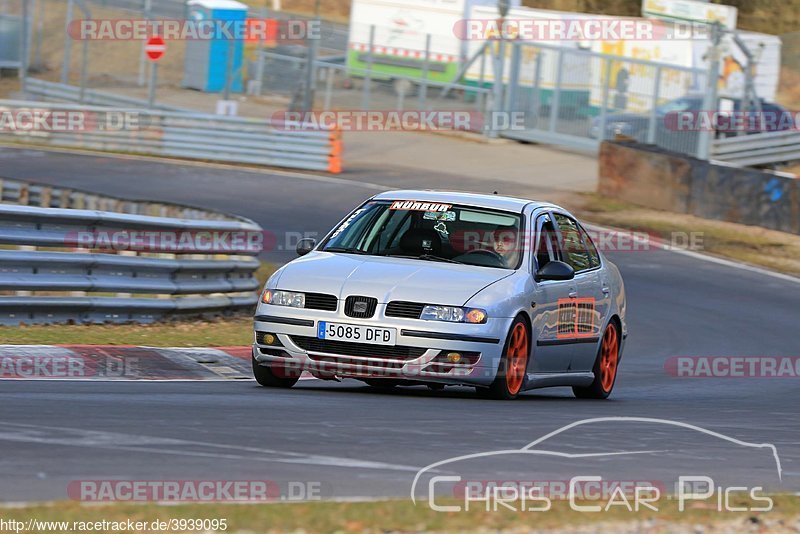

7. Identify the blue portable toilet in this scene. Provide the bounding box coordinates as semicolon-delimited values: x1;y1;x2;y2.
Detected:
182;0;248;93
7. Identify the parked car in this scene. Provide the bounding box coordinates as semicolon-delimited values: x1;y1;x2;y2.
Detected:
589;94;793;151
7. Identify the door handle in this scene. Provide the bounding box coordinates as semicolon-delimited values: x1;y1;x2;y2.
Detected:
568;290;578;299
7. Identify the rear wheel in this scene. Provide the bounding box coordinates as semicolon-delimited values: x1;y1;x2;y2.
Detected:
479;317;529;400
573;322;620;399
252;356;300;388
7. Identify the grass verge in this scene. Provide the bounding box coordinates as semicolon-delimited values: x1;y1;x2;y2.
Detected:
3;495;799;533
569;192;800;277
0;317;253;347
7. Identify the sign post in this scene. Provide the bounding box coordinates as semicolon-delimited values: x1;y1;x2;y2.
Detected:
145;36;165;109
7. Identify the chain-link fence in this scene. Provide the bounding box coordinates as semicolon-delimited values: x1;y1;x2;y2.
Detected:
500;41;708;156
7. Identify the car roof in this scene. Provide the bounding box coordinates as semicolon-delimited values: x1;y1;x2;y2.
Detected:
372;190;560;213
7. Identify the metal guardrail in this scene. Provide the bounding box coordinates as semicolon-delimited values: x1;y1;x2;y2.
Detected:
0;99;343;173
0;203;263;325
711;130;800;167
0;175;231;220
85;0;187;18
23;78;189;112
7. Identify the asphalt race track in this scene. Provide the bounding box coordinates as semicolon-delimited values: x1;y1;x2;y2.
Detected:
0;146;799;503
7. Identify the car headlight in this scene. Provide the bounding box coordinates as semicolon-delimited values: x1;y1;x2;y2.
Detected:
261;289;305;308
420;305;487;324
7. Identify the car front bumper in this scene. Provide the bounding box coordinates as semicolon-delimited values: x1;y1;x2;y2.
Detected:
252;306;512;386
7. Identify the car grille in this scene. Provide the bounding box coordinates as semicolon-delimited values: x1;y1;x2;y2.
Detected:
385;301;425;319
308;354;405;370
290;336;427;360
304;293;338;311
344;296;378;318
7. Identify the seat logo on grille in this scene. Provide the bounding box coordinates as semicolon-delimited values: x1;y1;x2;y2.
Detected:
353;301;369;313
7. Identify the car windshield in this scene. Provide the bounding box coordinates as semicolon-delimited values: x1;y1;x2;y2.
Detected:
321;200;523;269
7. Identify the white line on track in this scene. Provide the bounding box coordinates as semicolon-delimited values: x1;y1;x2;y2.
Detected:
588;223;800;285
0;144;390;191
0;421;421;472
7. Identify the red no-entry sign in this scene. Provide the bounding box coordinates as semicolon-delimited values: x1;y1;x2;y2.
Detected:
145;36;166;61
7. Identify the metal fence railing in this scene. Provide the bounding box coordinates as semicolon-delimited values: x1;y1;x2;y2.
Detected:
0;99;343;173
498;41;709;156
0;175;233;220
0;202;263;325
23;78;190;112
712;130;800;167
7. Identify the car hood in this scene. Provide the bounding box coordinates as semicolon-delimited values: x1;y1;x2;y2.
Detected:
273;252;514;305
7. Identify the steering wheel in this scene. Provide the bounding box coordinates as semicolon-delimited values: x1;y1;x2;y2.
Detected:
460;249;507;267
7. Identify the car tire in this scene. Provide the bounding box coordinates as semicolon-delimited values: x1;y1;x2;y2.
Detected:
573;321;620;400
480;317;529;400
252;356;300;388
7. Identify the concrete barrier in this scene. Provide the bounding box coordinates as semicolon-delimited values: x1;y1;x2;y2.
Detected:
599;140;800;235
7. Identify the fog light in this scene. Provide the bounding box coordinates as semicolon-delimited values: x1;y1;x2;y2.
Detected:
446;352;462;364
264;333;276;345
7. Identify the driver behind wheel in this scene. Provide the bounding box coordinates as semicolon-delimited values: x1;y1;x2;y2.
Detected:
492;227;520;268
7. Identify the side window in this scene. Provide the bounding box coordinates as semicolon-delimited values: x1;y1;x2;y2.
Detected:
577;224;601;269
534;216;559;271
553;213;592;273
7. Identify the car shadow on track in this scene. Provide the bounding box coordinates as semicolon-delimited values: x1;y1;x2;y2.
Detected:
247;382;622;402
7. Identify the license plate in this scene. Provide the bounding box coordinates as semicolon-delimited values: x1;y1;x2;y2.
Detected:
318;321;396;346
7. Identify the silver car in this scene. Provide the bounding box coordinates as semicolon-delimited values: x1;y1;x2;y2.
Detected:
253;190;627;400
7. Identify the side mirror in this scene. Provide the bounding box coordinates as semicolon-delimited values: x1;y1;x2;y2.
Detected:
296;238;317;257
535;260;575;282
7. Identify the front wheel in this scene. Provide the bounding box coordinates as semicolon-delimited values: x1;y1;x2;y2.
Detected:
573;322;620;399
479;317;529;400
252;356;300;388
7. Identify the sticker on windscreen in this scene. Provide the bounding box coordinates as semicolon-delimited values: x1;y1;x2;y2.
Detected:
329;208;365;239
423;210;456;221
390;201;452;212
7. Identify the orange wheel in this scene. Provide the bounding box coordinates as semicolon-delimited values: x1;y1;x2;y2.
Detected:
479;317;529;400
505;323;528;395
599;323;619;392
573;321;621;400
